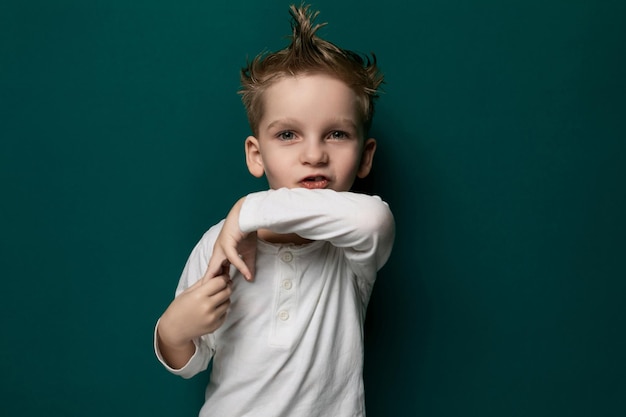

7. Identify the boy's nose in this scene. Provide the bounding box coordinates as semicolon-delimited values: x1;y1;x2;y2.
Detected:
300;141;328;165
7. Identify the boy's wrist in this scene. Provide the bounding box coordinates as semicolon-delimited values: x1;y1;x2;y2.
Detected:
156;321;196;370
157;315;191;349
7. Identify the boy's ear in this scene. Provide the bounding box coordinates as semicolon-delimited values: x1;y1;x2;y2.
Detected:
245;136;265;178
357;138;377;178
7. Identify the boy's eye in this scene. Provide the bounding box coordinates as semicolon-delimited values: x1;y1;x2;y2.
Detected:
329;131;348;140
277;131;295;141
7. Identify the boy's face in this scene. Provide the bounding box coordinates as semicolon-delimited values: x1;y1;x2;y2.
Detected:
245;74;376;191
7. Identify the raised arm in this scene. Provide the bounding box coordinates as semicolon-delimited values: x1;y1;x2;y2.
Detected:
207;188;395;281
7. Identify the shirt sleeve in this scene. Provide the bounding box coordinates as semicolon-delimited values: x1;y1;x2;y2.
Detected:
239;188;395;278
153;221;224;378
153;320;215;379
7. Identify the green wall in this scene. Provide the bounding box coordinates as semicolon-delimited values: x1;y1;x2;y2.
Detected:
1;1;624;416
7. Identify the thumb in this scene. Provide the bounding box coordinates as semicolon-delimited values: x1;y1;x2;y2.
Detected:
205;257;231;281
183;276;207;293
187;259;230;293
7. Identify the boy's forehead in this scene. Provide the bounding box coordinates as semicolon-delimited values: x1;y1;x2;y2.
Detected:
259;74;363;127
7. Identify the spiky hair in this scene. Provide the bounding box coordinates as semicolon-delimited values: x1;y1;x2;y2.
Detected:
239;3;384;135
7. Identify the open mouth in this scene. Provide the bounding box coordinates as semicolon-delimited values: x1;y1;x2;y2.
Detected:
300;176;329;189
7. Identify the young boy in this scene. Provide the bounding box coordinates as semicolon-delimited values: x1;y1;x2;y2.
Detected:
155;4;395;416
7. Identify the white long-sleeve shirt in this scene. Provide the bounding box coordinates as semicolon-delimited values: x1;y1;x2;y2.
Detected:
155;189;395;417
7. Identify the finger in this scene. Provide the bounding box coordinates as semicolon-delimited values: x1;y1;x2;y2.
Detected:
205;254;230;280
209;297;231;322
228;248;253;281
201;304;229;334
209;308;229;331
201;273;232;296
210;284;232;305
243;250;256;280
238;232;257;280
212;295;231;313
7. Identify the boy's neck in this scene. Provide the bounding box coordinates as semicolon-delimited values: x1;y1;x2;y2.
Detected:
257;229;313;245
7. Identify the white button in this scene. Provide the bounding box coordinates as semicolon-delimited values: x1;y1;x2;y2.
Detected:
278;310;290;321
281;252;293;262
282;280;293;290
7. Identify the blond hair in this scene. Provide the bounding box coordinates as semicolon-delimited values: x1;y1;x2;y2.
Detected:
239;3;384;136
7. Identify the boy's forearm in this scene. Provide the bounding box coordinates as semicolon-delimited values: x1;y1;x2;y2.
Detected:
156;324;196;370
240;189;394;248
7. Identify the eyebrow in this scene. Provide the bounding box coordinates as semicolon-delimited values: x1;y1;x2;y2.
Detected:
265;118;359;132
266;118;299;131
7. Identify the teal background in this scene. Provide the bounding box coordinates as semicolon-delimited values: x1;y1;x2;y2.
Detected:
1;1;625;416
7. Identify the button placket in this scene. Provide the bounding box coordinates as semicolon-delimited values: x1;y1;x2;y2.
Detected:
270;249;298;346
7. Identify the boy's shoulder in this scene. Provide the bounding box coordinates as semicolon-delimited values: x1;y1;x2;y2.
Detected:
200;218;226;245
187;219;226;261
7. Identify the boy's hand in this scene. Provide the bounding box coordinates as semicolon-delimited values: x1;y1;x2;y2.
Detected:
158;270;232;351
207;197;257;281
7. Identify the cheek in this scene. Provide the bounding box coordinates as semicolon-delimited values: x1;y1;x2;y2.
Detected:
339;150;362;173
261;154;289;179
